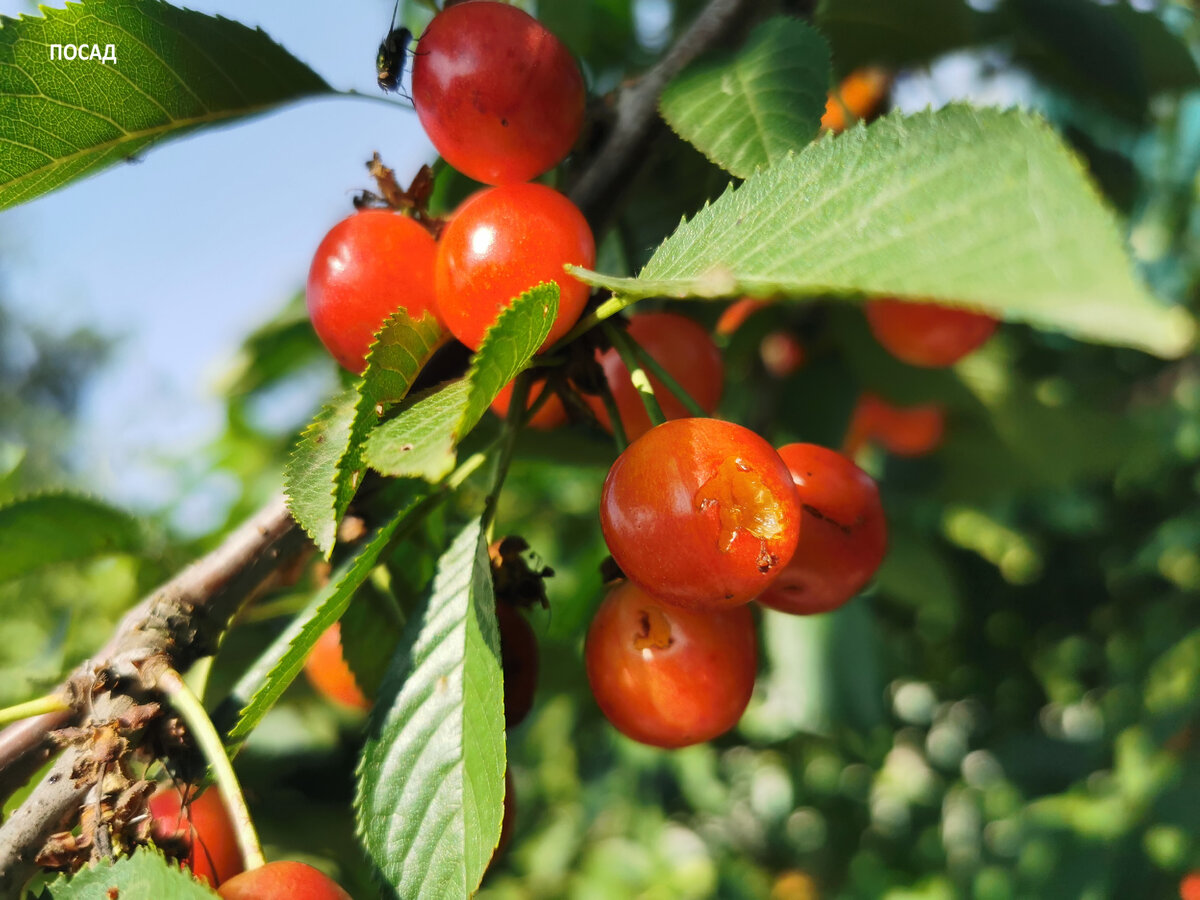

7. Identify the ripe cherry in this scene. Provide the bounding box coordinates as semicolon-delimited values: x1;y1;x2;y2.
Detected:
586;313;724;441
217;861;352;900
304;624;370;711
865;299;997;368
491;380;567;430
585;580;757;748
844;392;945;458
715;297;770;337
435;184;594;352
306;210;439;374
759;331;805;377
601;418;801;609
821;68;890;133
149;785;242;887
1181;872;1200;900
497;603;538;729
412;1;585;185
756;444;886;615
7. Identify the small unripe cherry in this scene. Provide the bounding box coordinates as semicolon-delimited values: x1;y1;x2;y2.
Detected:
306;210;439;373
149;785;242;887
217;861;352;900
412;1;585;185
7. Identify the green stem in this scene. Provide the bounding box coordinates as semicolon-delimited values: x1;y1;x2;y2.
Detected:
159;668;266;871
603;322;666;427
627;337;708;417
482;372;530;532
0;694;69;727
597;380;629;452
522;377;554;424
555;293;639;349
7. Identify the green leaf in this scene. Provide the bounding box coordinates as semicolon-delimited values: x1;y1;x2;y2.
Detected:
456;282;559;433
219;504;419;748
356;518;505;899
0;0;331;211
366;284;559;480
285;311;444;556
659;17;830;179
37;848;215;899
571;106;1195;358
0;493;143;584
815;0;979;75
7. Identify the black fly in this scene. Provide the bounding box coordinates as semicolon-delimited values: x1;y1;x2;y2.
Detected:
377;1;412;93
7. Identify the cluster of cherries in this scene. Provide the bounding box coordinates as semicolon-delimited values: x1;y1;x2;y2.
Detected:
306;0;593;375
149;5;1006;891
582;296;997;750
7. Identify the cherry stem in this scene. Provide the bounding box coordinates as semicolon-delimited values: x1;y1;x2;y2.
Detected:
555;293;636;349
522;379;554;423
158;667;267;872
603;322;666;428
598;378;629;452
0;694;69;728
624;335;708;418
483;371;530;533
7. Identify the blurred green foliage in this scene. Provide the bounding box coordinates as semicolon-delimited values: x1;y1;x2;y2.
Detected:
4;1;1200;898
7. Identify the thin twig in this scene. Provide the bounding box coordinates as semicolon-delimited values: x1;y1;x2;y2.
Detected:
568;0;758;224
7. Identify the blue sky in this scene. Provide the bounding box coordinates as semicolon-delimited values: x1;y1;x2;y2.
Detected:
0;0;435;527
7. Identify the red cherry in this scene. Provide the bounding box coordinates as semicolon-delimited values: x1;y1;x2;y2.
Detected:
412;1;585;185
715;297;771;336
1181;872;1200;900
600;418;802;609
306;210;439;373
435;184;594;352
585;580;757;748
843;393;944;458
756;444;886;615
149;785;242;887
865;299;997;368
497;603;538;729
217;861;352;900
585;313;724;442
759;331;805;377
491;380;567;430
821;68;890;133
304;624;370;711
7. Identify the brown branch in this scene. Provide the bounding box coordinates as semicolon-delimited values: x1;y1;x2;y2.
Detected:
0;496;307;893
568;0;758;225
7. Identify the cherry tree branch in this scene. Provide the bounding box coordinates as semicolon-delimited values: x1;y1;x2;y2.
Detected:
0;497;306;893
568;0;757;224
